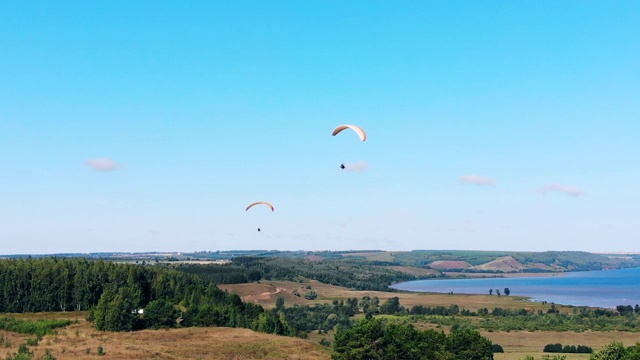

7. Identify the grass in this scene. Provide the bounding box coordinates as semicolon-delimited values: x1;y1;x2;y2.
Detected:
0;317;72;337
385;266;440;277
0;277;635;359
341;251;398;262
482;330;640;360
221;279;640;359
220;279;568;314
0;312;330;360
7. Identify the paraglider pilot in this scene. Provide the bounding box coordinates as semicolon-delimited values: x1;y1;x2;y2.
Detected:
340;163;345;170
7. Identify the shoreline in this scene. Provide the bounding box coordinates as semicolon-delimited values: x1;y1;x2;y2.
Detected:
392;268;640;309
441;271;567;279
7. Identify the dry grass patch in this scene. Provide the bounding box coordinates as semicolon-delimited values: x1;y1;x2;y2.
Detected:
342;252;397;262
483;330;640;360
0;312;329;360
386;266;439;277
429;260;471;270
222;279;573;314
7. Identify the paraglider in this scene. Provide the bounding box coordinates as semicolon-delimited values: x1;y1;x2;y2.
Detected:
332;124;366;142
246;202;274;232
245;201;275;212
333;125;367;169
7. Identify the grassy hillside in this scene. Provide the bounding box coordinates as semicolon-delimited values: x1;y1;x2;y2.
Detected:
0;312;330;360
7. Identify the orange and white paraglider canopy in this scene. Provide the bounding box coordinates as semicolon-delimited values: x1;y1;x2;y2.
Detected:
332;124;366;142
245;201;275;212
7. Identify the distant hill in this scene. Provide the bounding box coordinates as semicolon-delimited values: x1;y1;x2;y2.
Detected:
5;249;639;276
397;250;640;273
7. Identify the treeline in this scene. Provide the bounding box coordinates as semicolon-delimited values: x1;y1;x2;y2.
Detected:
175;263;262;284
365;297;640;332
389;250;640;272
0;257;293;336
543;343;593;353
278;298;355;334
332;318;496;360
173;256;420;290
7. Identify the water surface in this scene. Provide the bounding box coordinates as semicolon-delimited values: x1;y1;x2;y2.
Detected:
391;267;640;308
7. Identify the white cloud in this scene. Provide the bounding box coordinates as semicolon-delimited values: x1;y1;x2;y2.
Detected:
538;183;585;197
84;158;122;172
341;161;369;172
459;175;495;186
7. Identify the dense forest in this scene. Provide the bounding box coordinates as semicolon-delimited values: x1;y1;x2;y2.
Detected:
172;256;421;290
0;257;292;335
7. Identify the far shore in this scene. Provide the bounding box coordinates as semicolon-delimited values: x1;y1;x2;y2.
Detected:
442;271;567;279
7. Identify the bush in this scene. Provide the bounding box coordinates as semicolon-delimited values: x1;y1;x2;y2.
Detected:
319;338;331;347
304;290;317;300
544;343;563;353
576;345;593;353
543;343;592;354
40;350;56;360
0;318;72;337
333;319;494;360
492;344;504;353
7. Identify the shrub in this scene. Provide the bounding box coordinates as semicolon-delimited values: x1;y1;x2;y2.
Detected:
304;290;317;300
576;344;593;353
0;318;72;337
319;338;331;347
491;344;504;353
544;343;563;353
40;350;56;360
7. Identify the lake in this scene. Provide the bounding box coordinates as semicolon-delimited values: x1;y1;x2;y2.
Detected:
390;267;640;308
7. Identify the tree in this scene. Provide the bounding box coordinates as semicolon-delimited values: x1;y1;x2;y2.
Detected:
332;318;386;360
489;289;493;295
447;329;494;360
589;342;627;360
379;297;402;315
92;284;142;331
576;345;593;354
616;305;634;315
495;289;501;296
544;343;562;353
504;288;510;296
143;299;178;329
332;318;494;360
275;296;285;311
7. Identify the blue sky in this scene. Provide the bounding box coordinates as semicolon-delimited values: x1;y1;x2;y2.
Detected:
2;1;639;254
